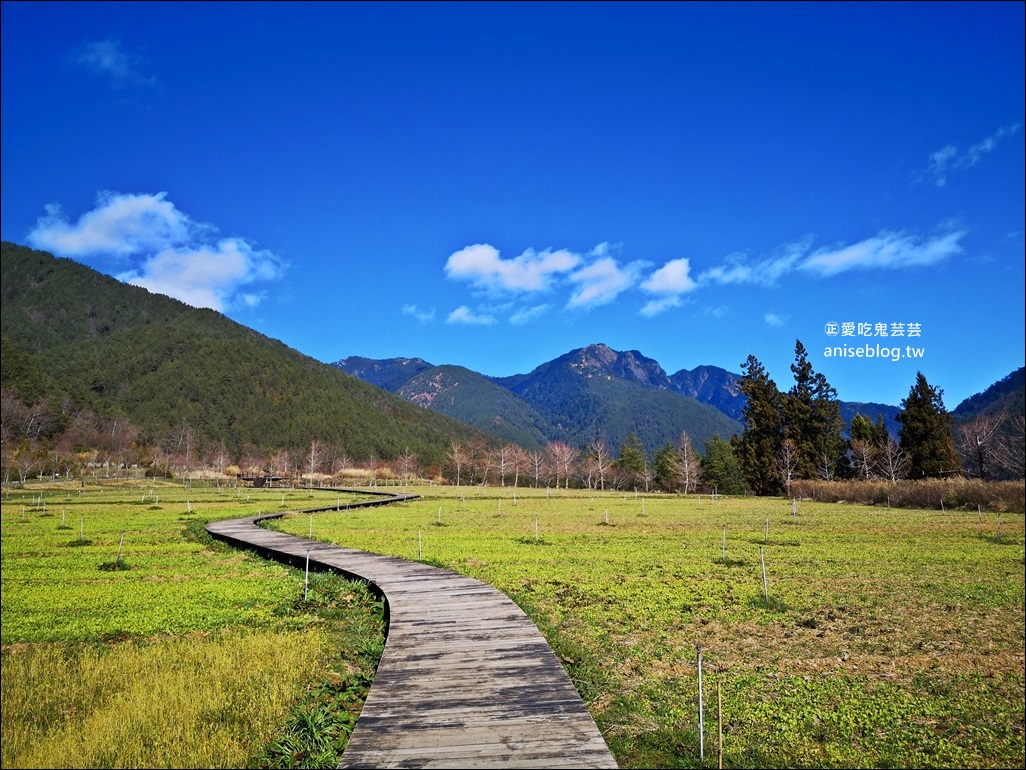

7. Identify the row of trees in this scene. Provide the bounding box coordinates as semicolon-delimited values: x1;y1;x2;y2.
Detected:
3;346;1022;490
732;341;1023;495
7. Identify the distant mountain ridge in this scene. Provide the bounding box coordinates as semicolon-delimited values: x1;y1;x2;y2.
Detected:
332;342;926;450
335;343;744;454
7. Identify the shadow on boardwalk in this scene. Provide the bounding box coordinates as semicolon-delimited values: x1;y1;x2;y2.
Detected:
206;489;618;769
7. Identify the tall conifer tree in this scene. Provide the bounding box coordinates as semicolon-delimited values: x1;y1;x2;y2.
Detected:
784;341;847;480
897;372;960;478
735;354;784;495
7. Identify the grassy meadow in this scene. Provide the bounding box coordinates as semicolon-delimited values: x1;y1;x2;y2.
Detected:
2;479;1024;768
0;481;385;769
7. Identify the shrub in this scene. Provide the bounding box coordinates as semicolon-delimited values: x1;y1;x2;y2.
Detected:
791;478;1025;512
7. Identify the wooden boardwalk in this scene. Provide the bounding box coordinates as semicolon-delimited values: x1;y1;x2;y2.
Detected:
206;491;618;769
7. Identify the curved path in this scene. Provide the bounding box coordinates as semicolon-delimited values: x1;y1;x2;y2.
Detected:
206;490;617;769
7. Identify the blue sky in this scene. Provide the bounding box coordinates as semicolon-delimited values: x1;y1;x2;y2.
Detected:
2;1;1023;410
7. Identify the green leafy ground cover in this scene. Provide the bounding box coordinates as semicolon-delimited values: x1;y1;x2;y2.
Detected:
272;485;1025;769
2;480;1023;768
0;481;385;768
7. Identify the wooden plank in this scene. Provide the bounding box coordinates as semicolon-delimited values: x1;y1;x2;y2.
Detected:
206;495;618;769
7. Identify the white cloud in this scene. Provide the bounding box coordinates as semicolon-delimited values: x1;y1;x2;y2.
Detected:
799;230;966;277
26;191;284;312
75;39;155;88
566;257;640;309
444;243;580;293
639;296;682;317
446;305;496;325
509;304;549;325
402;304;436;323
693;230;965;286
641;257;697;295
764;312;788;327
924;123;1022;187
28;191;196;258
698;241;808;287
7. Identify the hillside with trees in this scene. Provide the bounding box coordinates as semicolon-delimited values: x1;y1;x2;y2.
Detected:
1;242;496;477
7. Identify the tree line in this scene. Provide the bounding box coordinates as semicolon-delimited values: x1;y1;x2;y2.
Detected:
2;338;1022;490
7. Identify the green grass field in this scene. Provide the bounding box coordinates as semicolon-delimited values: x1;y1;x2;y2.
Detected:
2;479;1023;768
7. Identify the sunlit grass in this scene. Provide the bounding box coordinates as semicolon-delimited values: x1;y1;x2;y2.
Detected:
1;479;386;769
3;480;1022;768
273;485;1025;769
2;629;328;769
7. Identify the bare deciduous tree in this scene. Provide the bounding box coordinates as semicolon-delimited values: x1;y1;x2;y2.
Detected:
397;447;418;482
775;439;800;497
528;450;544;487
849;438;876;480
879;438;909;483
994;412;1025;479
678;431;700;494
955;412;1004;480
448;440;468;487
545;441;578;489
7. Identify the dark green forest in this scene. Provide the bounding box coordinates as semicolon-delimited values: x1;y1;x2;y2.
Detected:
1;241;494;470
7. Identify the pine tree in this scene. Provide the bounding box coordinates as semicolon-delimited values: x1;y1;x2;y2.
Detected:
897;372;960;478
701;434;747;495
616;432;648;491
652;442;682;492
784;341;847;480
736;354;784;495
849;412;890;479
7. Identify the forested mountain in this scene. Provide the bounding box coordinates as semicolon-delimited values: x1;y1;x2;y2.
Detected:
336;344;744;455
335;355;434;392
1;242;494;466
668;364;746;420
952;367;1025;420
334;343;913;454
396;365;557;451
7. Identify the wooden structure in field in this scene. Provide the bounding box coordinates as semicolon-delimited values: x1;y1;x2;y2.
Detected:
206;491;617;769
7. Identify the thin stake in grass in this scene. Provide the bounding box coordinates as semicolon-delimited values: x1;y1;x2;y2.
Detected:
534;516;539;543
304;550;310;602
697;644;705;762
760;546;769;602
116;531;125;566
717;678;723;770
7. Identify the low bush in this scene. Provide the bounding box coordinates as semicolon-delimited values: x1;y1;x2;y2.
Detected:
791;478;1025;512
